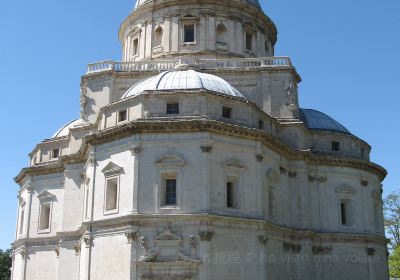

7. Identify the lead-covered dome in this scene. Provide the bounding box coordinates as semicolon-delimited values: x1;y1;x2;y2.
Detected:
135;0;261;9
122;70;245;99
52;119;87;138
299;109;351;135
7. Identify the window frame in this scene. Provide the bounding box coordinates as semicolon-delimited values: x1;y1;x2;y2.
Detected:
224;175;240;211
222;105;233;119
38;202;52;233
183;24;196;44
166;102;180;115
118;109;128;123
339;198;353;227
103;176;120;215
18;202;26;237
51;148;60;159
159;172;181;209
331;141;341;152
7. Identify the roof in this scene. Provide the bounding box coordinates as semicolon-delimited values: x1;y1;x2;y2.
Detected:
122;69;246;100
52;119;86;138
135;0;261;9
299;108;351;135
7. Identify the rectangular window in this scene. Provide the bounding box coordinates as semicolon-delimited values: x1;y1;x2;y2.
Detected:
19;208;25;235
52;149;60;159
331;141;340;152
133;38;139;55
165;179;177;206
268;186;275;218
227;182;234;208
258;119;264;130
166;102;179;115
340;199;352;226
184;24;195;43
105;178;119;212
118;110;128;122
222;106;232;119
39;203;51;231
246;33;253;51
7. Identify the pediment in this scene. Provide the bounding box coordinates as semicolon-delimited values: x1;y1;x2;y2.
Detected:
37;190;56;201
335;184;357;195
266;169;279;183
155;231;181;241
221;159;246;171
372;189;381;200
155;155;185;167
101;162;124;176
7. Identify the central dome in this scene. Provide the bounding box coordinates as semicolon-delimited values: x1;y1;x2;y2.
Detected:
134;0;261;9
122;70;245;99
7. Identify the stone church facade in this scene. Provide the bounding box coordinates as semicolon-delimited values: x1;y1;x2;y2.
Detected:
11;0;389;279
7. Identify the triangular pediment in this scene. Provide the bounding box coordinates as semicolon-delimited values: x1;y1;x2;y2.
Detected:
335;184;357;195
221;159;246;171
155;231;181;241
266;169;279;183
155;155;185;167
37;190;56;201
101;162;124;176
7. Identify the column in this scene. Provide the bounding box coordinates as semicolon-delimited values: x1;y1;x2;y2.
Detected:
207;16;216;51
200;143;212;211
129;141;141;213
199;16;206;51
235;20;243;56
163;17;171;53
171;16;179;52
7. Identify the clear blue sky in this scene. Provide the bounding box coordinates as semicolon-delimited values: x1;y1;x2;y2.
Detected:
0;0;398;250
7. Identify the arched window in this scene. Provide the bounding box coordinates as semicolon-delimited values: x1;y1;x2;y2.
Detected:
216;23;227;44
154;26;163;47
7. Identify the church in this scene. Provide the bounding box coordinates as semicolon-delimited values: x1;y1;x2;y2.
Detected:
11;0;389;279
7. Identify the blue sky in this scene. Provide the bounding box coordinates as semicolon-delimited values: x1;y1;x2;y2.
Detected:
0;0;398;250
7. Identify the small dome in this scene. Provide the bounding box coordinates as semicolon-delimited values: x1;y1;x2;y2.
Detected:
299;109;351;135
52;119;86;138
122;70;245;99
135;0;261;9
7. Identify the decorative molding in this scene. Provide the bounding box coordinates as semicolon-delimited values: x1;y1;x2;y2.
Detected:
288;171;297;178
129;145;142;155
312;246;332;255
199;231;213;241
189;235;197;248
258;235;268;245
279;166;287;174
256;154;264;162
74;243;81;254
101;162;124;177
283;242;301;253
308;175;327;183
200;146;213;153
14;120;388;184
361;180;369;187
125;231;139;243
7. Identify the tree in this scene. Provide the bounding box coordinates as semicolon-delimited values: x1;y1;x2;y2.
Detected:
0;248;12;280
389;245;400;278
384;192;400;249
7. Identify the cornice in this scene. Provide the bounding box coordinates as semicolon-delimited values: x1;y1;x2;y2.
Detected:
13;213;388;248
15;119;387;184
118;0;277;44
